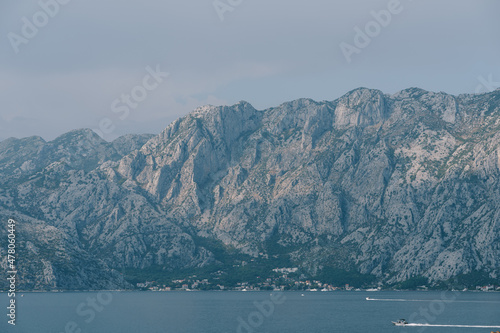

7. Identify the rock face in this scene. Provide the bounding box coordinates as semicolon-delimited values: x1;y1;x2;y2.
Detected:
1;88;500;290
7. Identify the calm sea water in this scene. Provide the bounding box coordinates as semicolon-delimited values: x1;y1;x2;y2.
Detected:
1;291;499;333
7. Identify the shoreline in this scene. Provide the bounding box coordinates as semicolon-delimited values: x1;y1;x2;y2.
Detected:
1;289;499;293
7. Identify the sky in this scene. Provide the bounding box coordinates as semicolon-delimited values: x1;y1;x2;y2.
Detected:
0;0;499;141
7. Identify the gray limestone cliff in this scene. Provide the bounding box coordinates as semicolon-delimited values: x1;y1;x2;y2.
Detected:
1;88;499;289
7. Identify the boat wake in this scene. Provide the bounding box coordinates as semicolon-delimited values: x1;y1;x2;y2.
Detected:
366;297;500;303
405;323;500;328
366;298;413;302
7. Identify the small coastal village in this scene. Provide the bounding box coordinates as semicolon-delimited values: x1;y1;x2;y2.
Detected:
134;266;371;291
135;267;500;292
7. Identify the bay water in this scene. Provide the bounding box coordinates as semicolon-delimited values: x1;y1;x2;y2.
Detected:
1;291;499;333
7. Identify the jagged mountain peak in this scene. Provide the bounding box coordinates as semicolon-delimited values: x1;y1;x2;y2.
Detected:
190;100;257;116
392;86;431;98
340;87;385;100
52;128;105;145
0;135;46;146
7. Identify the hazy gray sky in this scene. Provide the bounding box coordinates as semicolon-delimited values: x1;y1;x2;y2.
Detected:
1;0;499;141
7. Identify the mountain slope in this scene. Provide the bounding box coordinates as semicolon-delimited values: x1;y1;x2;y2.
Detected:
1;88;499;290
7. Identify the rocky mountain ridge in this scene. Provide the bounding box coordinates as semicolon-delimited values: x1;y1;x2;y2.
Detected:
1;87;499;290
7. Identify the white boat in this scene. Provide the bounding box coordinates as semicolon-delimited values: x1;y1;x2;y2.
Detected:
392;319;408;326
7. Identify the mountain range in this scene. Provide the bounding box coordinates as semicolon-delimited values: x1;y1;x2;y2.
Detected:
1;87;500;290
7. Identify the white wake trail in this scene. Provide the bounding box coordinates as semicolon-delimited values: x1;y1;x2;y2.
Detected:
366;298;500;303
406;323;500;328
367;298;417;302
